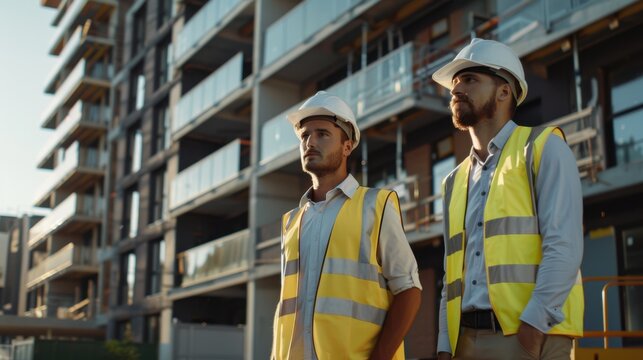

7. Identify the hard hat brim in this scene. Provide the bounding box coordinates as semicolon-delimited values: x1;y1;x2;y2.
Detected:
432;58;501;90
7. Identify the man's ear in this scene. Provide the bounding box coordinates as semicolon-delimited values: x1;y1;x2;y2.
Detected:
497;83;511;102
343;140;353;157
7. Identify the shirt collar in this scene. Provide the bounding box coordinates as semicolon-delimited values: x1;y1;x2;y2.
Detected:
469;120;517;163
298;174;359;207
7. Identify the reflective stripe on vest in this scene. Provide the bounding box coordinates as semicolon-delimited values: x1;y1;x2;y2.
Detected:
273;186;405;360
443;125;584;353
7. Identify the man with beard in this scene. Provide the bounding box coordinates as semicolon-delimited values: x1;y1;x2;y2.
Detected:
431;39;584;360
271;91;422;360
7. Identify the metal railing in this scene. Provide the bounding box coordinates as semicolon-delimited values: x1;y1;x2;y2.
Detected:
26;243;96;288
382;175;443;233
177;229;250;287
172;52;244;134
547;106;605;181
174;0;242;62
170;139;248;210
29;193;103;247
263;0;366;66
580;276;643;349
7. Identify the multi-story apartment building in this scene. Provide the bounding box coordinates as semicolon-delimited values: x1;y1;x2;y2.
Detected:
97;0;643;358
22;0;120;336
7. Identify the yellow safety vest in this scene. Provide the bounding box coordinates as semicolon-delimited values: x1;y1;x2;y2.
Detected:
442;126;584;352
273;186;405;360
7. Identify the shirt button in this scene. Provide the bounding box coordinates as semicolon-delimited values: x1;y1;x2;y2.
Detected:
548;322;552;327
482;165;488;171
481;191;486;196
477;221;483;227
472;280;477;285
475;251;481;256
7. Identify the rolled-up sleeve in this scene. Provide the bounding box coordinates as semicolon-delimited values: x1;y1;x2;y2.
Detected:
379;199;422;295
520;135;584;332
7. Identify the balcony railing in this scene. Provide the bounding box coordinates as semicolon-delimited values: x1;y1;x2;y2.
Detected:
41;58;111;128
26;243;97;288
34;142;104;206
174;0;242;63
488;0;607;47
177;229;249;287
25;304;48;318
38;101;109;166
49;0;115;55
172;53;244;134
45;21;111;93
547;106;605;180
29;193;103;248
263;0;366;66
381;175;443;233
260;42;420;163
170;139;248;209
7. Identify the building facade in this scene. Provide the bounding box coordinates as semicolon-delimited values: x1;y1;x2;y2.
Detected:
30;0;643;358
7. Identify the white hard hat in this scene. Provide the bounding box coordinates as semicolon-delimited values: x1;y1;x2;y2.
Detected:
287;91;360;150
432;38;528;105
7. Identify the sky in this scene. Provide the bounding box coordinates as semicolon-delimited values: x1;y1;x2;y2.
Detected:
0;2;57;216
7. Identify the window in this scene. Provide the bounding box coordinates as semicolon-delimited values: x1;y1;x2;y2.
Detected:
432;137;455;216
621;226;643;346
610;60;643;166
122;187;140;239
119;252;137;305
152;102;170;154
155;39;172;89
132;6;146;55
129;66;146;112
157;0;173;28
149;169;166;223
126;125;143;174
147;239;165;295
144;314;161;343
116;320;133;340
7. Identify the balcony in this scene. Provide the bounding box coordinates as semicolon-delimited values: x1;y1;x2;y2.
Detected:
26;243;98;288
38;101;109;169
260;42;448;166
170;139;250;211
42;0;62;8
488;0;638;56
177;229;249;288
29;193;103;248
263;0;367;67
174;0;252;67
34;142;105;208
41;58;111;129
172;53;247;139
49;0;116;56
45;22;113;95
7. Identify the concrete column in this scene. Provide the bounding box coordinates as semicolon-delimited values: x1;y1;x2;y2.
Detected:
246;276;280;360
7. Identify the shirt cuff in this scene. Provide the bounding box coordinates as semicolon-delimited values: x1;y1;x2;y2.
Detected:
437;331;452;354
387;269;422;295
520;296;565;333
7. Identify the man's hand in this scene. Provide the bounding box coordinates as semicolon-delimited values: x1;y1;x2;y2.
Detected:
437;351;452;360
517;321;545;358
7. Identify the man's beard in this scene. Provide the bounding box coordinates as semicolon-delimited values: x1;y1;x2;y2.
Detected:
450;92;496;131
302;146;344;177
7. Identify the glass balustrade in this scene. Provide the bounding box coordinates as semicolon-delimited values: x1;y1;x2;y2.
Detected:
178;229;249;287
263;0;366;66
259;103;301;164
27;243;96;288
29;193;103;247
41;58;111;127
170;139;244;209
174;0;242;62
38;102;109;164
260;43;414;163
50;0;89;52
34;142;104;205
172;53;243;134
